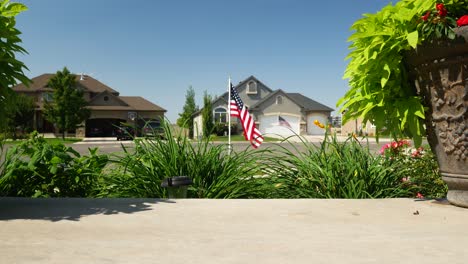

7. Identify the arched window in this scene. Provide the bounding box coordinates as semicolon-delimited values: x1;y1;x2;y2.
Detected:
276;95;283;104
214;107;227;123
247;81;257;94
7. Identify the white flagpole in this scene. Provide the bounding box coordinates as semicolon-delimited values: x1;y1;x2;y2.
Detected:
228;76;232;155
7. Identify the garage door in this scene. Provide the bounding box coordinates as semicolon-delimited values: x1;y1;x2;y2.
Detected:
259;115;300;137
307;114;328;135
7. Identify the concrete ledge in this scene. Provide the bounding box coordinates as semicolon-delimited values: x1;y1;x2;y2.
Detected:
0;198;467;263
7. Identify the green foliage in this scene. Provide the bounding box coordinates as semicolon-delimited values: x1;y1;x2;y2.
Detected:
43;67;90;139
338;0;468;147
2;89;35;138
176;86;198;138
380;142;447;198
98;120;272;198
0;132;108;197
201;91;213;138
0;0;29;88
264;133;412;198
0;0;30;127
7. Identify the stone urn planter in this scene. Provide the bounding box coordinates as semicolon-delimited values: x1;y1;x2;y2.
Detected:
405;26;468;207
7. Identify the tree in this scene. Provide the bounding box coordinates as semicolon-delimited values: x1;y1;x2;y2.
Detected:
3;89;34;139
201;91;213;138
0;0;31;128
177;86;198;138
43;67;90;139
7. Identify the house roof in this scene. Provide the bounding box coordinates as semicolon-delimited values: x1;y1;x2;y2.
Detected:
119;96;166;112
12;74;119;94
248;89;333;112
194;75;274;115
286;93;334;112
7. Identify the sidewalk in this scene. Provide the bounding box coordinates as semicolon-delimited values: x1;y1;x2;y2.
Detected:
0;198;466;263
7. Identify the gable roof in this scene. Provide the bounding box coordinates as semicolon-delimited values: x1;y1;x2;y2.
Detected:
88;90;128;106
119;96;166;112
194;75;274;115
214;75;274;104
286;93;334;112
12;74;119;94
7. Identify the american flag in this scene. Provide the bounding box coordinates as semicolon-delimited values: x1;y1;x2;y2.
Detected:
229;83;263;148
278;115;292;128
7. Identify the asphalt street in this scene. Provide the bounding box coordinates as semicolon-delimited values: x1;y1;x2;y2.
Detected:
69;140;386;156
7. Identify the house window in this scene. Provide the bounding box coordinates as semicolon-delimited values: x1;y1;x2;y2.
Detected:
42;92;53;102
276;95;283;104
103;96;109;101
214;107;227;123
247;81;257;94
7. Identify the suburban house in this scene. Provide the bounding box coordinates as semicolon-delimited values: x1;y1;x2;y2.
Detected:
193;76;334;138
341;117;377;137
12;74;166;137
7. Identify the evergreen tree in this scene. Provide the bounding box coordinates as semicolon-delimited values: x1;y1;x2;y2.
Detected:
201;91;213;138
43;67;90;139
176;86;198;138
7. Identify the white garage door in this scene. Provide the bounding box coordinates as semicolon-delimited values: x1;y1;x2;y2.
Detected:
259;115;300;137
307;114;328;135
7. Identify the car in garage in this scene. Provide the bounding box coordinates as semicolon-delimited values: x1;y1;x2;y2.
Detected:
142;121;165;139
116;125;135;141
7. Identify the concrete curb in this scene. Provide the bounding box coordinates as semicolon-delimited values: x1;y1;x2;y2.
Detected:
1;198;467;263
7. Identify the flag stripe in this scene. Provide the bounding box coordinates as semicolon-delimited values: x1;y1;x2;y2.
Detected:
229;82;263;148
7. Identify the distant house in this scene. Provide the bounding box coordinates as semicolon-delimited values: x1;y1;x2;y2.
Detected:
193;75;333;138
341;117;377;137
12;74;166;137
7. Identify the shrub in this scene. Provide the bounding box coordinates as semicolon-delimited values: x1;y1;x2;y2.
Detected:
0;132;108;197
264;132;412;198
380;141;447;198
98;121;272;198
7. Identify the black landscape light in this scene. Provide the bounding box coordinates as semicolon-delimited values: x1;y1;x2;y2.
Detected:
161;176;192;198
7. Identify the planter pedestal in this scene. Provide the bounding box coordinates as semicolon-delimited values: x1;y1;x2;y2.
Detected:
406;26;468;207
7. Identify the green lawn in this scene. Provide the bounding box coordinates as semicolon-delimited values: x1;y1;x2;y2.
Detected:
3;138;82;145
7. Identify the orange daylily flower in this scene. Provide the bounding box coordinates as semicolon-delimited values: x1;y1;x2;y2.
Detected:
313;119;325;129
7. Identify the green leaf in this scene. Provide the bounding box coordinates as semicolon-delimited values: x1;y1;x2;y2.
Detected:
381;64;391;88
407;30;419;49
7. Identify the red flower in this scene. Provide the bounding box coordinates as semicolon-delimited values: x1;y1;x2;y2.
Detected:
416;192;424;199
436;3;447;17
457;15;468;27
422;11;431;21
436;3;445;11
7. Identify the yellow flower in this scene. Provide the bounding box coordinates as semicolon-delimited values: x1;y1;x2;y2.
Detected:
314;119;325;129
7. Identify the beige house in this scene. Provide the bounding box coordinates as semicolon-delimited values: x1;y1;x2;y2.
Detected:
340;117;376;136
13;74;166;137
193;76;334;138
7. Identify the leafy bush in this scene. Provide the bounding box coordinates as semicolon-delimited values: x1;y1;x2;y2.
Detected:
380;141;447;198
98;121;273;198
264;133;412;198
0;132;108;197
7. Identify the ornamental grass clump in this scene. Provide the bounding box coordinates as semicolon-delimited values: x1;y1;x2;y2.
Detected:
264;127;412;199
99;120;274;198
338;0;468;146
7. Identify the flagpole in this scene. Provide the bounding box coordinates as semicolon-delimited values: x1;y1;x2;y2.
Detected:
227;76;232;155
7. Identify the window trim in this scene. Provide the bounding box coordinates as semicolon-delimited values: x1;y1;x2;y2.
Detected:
213;107;228;123
246;81;257;95
276;95;283;105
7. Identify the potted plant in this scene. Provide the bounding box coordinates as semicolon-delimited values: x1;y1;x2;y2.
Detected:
338;0;468;207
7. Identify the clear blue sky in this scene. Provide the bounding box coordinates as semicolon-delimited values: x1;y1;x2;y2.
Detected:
16;0;392;122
